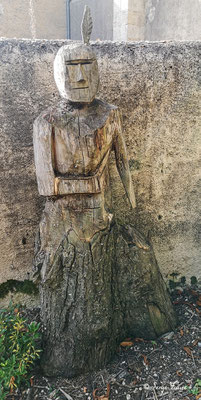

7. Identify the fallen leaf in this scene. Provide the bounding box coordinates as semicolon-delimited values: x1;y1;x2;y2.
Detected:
133;379;138;385
141;354;149;365
14;308;18;314
195;308;201;314
199;295;201;302
30;376;34;386
190;290;199;297
176;370;182;377
196;393;201;400
180;329;184;336
173;300;194;310
83;387;87;393
120;341;134;347
93;384;110;400
183;346;192;357
196;300;201;306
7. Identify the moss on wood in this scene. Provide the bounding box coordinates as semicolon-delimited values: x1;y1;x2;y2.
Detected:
0;279;38;299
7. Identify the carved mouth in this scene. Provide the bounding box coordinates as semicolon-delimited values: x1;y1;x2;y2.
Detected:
73;87;89;90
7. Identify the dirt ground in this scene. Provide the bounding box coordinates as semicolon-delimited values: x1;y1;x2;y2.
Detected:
7;287;201;400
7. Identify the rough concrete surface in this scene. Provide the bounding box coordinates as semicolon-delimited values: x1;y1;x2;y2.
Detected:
70;0;113;41
0;39;201;298
145;0;201;41
0;0;66;39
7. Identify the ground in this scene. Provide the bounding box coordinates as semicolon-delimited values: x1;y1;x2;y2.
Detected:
5;287;201;400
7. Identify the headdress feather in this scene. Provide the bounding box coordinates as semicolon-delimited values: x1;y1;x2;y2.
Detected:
81;5;93;45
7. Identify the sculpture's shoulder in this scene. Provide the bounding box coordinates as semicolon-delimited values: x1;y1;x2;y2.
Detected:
87;98;118;116
92;98;118;112
33;99;120;134
78;99;120;131
33;102;77;131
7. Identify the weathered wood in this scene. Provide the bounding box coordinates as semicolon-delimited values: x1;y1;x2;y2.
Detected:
54;44;99;103
33;33;176;378
33;200;176;377
33;99;135;208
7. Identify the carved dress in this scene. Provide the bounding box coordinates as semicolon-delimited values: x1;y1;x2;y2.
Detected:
33;99;176;377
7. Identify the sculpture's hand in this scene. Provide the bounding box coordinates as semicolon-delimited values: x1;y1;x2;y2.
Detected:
113;112;136;209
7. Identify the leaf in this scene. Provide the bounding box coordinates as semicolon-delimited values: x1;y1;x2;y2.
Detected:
120;341;134;347
173;300;194;310
93;384;110;400
141;354;149;365
176;370;183;376
83;387;87;393
196;300;201;306
81;5;93;45
183;346;192;357
134;338;144;342
191;290;199;297
196;393;201;399
180;329;184;336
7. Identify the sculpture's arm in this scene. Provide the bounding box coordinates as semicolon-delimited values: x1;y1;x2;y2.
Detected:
113;111;136;209
33;116;55;196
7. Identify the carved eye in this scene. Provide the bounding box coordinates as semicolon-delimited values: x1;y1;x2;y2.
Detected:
65;60;94;66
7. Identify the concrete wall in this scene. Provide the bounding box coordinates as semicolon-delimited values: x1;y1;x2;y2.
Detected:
0;39;201;300
113;0;129;41
1;0;201;42
0;0;66;39
145;0;201;41
70;0;113;41
127;0;145;41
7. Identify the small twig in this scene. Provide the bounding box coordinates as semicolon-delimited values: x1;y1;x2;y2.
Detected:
101;374;106;386
59;387;73;400
191;351;197;369
112;380;142;389
32;385;49;389
153;388;158;400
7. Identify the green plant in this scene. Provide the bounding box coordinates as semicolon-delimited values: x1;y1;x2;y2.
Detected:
191;276;198;285
0;304;41;399
185;379;201;396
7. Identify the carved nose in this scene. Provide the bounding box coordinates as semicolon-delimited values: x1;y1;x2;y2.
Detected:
76;64;86;82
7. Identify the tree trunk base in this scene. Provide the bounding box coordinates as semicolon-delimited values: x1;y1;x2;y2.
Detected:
34;215;176;377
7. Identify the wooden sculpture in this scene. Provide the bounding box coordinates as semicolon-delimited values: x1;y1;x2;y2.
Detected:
33;6;176;377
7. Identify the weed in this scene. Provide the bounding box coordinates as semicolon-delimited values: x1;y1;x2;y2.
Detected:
0;304;41;399
185;379;201;396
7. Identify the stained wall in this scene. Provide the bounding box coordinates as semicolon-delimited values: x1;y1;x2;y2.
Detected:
145;0;201;41
0;39;201;302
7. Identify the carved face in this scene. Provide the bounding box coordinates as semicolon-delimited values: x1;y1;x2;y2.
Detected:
54;44;99;103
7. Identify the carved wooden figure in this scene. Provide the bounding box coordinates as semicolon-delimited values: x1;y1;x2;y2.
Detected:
33;6;176;377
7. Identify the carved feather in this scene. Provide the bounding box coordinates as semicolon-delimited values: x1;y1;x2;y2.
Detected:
81;5;93;45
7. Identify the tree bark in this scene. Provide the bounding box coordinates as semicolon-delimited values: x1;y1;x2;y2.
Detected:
34;199;177;377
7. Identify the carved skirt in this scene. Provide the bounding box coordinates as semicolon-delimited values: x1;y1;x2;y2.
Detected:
33;197;176;377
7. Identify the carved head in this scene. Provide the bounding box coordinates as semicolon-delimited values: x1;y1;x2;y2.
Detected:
54;43;99;103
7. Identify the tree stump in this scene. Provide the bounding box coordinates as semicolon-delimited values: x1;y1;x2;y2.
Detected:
33;197;176;377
